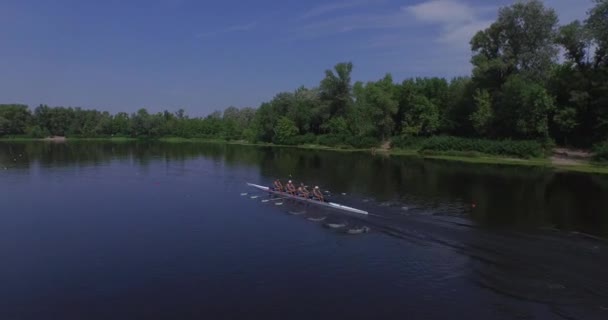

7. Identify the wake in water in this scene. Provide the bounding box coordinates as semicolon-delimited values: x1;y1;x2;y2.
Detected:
245;190;608;319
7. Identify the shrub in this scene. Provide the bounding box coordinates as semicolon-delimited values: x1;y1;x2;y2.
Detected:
593;142;608;161
418;136;544;158
316;134;347;147
26;125;50;138
391;136;425;149
346;136;379;148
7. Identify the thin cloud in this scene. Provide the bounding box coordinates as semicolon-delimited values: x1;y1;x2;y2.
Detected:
404;0;493;51
295;11;412;38
196;22;258;38
406;0;475;24
298;0;382;20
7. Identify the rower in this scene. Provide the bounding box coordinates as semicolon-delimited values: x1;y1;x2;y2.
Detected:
300;183;310;198
312;186;324;202
285;180;297;195
273;179;284;192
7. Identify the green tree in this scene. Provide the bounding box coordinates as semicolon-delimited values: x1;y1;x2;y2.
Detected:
499;76;555;139
353;74;398;140
273;117;298;145
252;102;279;142
471;0;559;88
443;77;475;135
326;116;349;135
0;104;31;135
320;62;354;118
470;89;493;135
402;95;439;136
288;87;318;134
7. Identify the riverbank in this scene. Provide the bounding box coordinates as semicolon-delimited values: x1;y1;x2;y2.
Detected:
2;136;607;174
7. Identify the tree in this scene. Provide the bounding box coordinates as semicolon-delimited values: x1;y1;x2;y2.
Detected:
471;0;559;88
326;117;349;135
586;0;608;67
131;108;152;136
0;104;31;135
273;117;298;145
554;107;578;133
470;89;493;135
353;74;398;140
549;0;608;146
444;77;475;135
402;96;439;136
112;112;131;136
0;116;10;135
320;62;354;118
499;76;555;139
252;102;278;142
288;87;318;134
557;21;591;69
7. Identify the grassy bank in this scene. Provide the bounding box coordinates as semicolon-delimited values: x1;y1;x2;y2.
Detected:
2;135;607;174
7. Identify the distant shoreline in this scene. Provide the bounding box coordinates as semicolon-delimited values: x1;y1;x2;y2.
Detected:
1;136;607;175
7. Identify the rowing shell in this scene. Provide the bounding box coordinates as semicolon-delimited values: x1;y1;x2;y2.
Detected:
247;183;368;215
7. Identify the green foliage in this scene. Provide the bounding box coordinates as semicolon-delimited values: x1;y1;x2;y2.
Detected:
273;117;299;145
419;136;545;158
401;95;439;136
26;125;50;138
553;107;579;133
320;62;354;118
391;136;425;149
326;116;349;135
354;74;398;139
392;135;544;158
317;134;348;148
0;104;31;135
471;0;559;84
498;76;555;139
346;136;379;148
593;142;608;161
470;89;493;135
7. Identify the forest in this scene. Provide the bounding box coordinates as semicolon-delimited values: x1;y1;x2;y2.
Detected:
1;0;607;159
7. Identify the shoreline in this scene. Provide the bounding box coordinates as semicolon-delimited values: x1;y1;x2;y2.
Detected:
2;136;607;174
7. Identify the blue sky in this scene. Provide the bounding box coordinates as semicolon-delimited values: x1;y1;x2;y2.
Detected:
0;0;594;115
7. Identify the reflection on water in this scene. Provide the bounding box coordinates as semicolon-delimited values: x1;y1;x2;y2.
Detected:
2;141;607;237
1;141;608;319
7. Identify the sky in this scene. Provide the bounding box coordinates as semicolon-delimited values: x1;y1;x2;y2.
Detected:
0;0;594;115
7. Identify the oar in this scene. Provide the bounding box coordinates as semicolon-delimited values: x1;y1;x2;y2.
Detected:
262;197;287;203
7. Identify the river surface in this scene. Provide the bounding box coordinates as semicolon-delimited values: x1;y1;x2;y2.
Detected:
1;141;607;320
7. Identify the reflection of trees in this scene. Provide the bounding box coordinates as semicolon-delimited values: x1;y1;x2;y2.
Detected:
2;141;607;236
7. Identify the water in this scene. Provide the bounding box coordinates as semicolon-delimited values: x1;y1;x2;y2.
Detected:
1;141;607;319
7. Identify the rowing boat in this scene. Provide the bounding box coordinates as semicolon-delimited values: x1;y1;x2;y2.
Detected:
247;183;368;215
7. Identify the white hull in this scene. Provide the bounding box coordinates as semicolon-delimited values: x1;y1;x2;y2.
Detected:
247;183;368;215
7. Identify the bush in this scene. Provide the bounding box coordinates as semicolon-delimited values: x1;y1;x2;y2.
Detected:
347;136;379;148
391;136;425;149
26;125;50;138
273;117;299;145
418;136;544;158
593;142;608;161
290;133;317;145
317;134;348;147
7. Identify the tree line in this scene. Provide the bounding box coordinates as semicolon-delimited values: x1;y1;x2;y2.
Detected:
1;0;607;151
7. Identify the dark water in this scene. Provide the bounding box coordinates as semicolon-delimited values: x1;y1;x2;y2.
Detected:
1;142;607;320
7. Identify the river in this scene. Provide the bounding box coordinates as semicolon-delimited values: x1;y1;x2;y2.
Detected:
1;141;607;319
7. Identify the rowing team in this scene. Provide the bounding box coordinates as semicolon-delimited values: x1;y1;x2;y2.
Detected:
272;179;325;202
